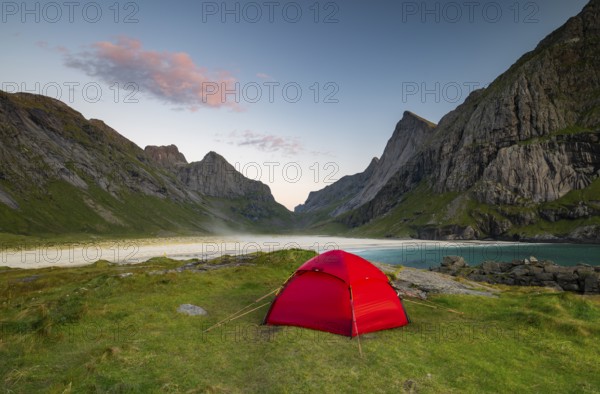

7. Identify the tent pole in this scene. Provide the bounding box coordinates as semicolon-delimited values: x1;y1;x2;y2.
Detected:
349;286;363;358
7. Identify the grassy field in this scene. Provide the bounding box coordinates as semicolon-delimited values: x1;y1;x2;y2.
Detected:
1;250;599;393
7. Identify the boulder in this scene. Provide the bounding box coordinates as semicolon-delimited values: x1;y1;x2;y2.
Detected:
481;261;502;274
534;272;555;282
433;255;597;294
509;265;531;277
544;264;561;273
441;255;467;268
582;274;600;294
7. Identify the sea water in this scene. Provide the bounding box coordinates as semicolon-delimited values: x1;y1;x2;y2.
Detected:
351;242;600;268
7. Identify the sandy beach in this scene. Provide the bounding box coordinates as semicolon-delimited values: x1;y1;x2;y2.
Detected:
0;235;522;269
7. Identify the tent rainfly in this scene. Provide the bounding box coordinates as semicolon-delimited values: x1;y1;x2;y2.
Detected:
263;250;410;337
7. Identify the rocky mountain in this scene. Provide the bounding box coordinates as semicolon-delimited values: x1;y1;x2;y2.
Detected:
145;145;275;202
177;151;275;202
144;145;188;168
0;91;292;238
332;111;436;216
301;0;600;243
295;157;379;214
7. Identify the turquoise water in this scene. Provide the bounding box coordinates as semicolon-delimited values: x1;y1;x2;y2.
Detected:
351;243;600;268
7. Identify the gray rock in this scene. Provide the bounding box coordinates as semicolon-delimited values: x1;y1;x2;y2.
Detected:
534;272;555;282
441;255;466;268
435;256;599;294
582;274;600;294
144;144;188;168
394;267;497;298
509;265;531;277
556;272;579;281
177;304;207;316
530;266;544;275
481;261;502;274
543;264;561;274
541;281;563;292
562;283;580;292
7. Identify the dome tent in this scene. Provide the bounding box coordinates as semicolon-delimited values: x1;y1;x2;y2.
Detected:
263;250;410;337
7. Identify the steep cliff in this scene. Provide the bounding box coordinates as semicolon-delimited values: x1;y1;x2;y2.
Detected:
303;0;600;242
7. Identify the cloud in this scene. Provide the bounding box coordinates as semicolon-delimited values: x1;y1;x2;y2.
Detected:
227;130;303;155
64;36;240;111
256;72;272;80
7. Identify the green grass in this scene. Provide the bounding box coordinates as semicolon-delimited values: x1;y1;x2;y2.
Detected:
1;250;599;393
517;125;593;146
343;182;465;238
0;179;215;245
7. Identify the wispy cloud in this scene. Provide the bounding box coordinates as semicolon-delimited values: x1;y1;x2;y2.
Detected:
63;36;240;111
225;130;303;155
256;72;272;80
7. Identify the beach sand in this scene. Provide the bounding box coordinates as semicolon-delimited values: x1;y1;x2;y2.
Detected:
0;235;521;269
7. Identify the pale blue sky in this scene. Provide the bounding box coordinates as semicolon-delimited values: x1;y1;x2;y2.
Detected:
1;0;589;209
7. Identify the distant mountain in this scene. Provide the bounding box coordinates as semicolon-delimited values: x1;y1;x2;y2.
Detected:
332;111;436;216
295;157;379;215
0;91;292;239
300;0;600;243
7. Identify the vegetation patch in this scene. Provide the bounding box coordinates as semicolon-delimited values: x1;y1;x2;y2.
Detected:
1;250;599;392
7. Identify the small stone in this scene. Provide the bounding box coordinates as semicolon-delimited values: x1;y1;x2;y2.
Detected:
119;272;133;278
529;256;538;263
177;304;207;316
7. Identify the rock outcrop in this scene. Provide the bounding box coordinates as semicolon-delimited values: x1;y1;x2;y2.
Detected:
433;256;600;294
144;145;188;168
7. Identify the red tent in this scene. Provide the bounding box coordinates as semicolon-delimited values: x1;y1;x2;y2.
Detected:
263;250;410;337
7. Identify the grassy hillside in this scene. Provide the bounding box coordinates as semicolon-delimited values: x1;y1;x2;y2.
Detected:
320;175;600;241
1;250;599;392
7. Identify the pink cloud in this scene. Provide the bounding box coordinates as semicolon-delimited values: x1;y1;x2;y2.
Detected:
228;130;303;155
65;36;240;111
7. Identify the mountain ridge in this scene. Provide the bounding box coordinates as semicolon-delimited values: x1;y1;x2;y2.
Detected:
0;91;292;238
300;0;600;242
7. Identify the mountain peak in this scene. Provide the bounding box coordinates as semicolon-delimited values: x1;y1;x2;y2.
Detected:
145;144;188;167
400;111;437;128
203;151;226;162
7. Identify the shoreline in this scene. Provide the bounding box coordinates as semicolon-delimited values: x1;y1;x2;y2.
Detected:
0;235;532;269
